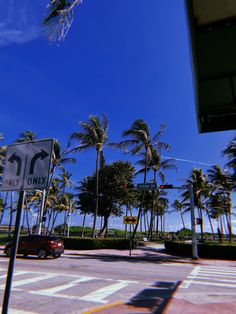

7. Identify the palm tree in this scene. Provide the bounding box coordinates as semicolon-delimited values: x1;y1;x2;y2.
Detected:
16;131;37;142
112;120;170;240
172;200;186;230
222;134;236;183
0;133;6;175
44;0;82;42
57;168;74;234
181;168;208;242
136;148;176;239
70;114;109;238
208;165;233;241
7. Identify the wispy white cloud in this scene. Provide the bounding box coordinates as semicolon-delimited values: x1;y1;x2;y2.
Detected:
0;0;47;46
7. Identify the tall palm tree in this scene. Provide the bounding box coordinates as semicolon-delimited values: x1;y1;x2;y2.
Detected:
112;120;170;240
208;165;233;241
181;168;208;242
0;133;5;175
136;148;176;239
16;131;37;142
70;114;109;238
222;134;236;189
44;0;82;42
171;199;186;230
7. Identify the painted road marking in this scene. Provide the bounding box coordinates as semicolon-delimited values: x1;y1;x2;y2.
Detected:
0;271;28;279
0;268;138;305
80;280;137;304
181;265;236;289
0;273;58;289
30;276;97;296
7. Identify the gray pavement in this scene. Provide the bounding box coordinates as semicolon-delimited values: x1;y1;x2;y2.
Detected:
1;243;236;313
63;244;236;314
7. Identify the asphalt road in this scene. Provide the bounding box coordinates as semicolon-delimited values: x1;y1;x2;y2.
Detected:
0;251;192;314
0;249;235;314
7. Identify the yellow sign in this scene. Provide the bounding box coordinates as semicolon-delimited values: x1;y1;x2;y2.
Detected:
123;216;138;225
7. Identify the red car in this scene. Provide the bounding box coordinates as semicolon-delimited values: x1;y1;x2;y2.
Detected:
4;235;64;259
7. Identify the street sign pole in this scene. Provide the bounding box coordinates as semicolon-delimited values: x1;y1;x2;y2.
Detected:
2;190;25;314
188;183;198;260
129;223;132;257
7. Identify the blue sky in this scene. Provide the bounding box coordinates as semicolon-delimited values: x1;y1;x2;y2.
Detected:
0;0;235;232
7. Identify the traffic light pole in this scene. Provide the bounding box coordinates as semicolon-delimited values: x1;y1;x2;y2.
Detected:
188;183;198;259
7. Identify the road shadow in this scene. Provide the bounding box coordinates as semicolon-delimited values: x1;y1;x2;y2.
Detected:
127;280;181;313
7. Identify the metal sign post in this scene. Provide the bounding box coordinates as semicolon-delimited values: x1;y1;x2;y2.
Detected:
2;190;25;314
1;139;53;314
123;216;138;257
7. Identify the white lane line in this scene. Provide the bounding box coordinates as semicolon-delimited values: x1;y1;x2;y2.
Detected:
202;267;236;272
80;280;137;304
0;271;28;279
197;272;236;278
199;270;236;275
180;266;201;289
184;280;236;288
0;273;58;289
188;276;236;283
31;276;96;295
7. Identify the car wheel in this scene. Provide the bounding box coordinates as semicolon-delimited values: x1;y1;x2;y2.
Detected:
5;248;12;257
52;253;61;259
38;249;47;259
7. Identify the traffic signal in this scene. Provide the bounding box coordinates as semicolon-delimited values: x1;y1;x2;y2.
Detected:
196;218;203;225
122;183;134;189
159;184;173;189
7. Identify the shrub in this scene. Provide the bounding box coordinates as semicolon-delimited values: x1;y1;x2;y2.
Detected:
164;240;236;260
61;237;132;250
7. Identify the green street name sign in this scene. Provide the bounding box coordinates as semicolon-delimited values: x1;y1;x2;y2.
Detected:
137;183;157;190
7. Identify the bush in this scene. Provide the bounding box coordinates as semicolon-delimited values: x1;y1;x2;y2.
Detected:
164;240;236;260
62;237;132;250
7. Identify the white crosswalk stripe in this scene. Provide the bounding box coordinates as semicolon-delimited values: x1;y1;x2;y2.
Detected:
181;265;236;289
0;268;137;305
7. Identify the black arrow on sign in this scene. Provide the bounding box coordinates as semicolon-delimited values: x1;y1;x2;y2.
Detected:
8;153;22;176
125;217;137;224
29;149;49;175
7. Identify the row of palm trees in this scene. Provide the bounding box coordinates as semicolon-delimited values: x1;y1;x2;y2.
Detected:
0;116;235;241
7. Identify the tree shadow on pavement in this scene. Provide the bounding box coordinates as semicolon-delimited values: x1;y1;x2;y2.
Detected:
127;280;181;314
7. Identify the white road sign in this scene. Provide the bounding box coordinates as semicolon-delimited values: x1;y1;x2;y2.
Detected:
1;139;53;191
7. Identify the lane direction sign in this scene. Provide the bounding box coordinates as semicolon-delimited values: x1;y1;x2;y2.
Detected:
123;216;138;225
1;139;53;191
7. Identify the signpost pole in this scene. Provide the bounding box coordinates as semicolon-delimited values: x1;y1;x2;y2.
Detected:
129;223;132;257
188;183;198;259
2;190;25;314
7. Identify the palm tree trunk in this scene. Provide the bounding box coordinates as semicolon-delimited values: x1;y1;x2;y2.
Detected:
100;215;109;238
131;151;148;241
180;212;185;229
124;207;128;239
8;192;14;239
199;207;204;242
206;209;215;240
92;150;100;238
0;192;8;225
81;213;87;237
156;211;159;238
